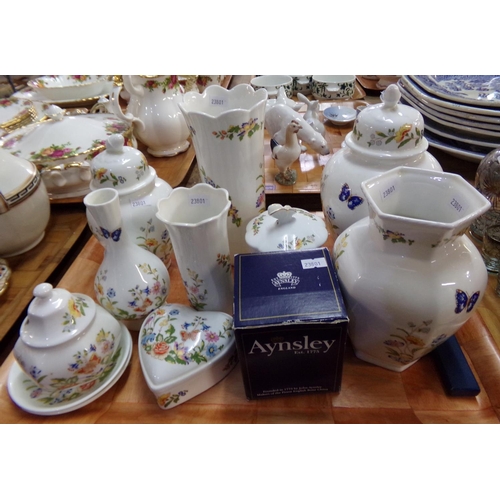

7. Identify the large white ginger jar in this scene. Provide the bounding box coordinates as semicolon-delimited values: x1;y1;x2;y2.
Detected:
333;167;491;372
321;84;442;236
90;134;173;267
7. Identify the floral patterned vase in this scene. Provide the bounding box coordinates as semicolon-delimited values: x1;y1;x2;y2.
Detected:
156;184;233;315
333;167;491;372
110;75;190;157
84;188;170;331
178;84;268;258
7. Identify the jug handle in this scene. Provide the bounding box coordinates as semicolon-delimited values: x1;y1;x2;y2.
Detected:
109;84;146;134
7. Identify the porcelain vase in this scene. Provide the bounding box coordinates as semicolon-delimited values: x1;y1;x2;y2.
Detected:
110;75;190;158
84;188;170;330
156;184;233;315
333;167;491;372
178;84;268;258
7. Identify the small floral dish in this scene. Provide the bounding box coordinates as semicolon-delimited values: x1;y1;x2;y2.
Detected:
11;283;129;413
138;303;237;410
245;203;328;252
323;105;357;125
27;75;110;102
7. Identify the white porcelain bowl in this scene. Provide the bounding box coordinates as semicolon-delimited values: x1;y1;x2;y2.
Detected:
27;75;110;101
138;303;237;409
0;149;50;257
13;283;125;399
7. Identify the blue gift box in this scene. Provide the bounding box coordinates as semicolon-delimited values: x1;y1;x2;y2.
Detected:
233;248;349;400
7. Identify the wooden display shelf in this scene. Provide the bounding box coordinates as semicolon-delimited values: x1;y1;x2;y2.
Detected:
1;224;499;424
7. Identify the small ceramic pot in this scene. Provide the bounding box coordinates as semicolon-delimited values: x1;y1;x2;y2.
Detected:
251;75;293;98
312;75;356;100
138;303;237;409
0;149;51;257
13;283;125;399
245;204;328;252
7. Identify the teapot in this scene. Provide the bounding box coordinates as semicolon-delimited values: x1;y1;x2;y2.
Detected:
110;75;190;157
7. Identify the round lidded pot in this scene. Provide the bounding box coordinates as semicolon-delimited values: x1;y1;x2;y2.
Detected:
13;283;125;397
245;203;328;252
320;83;442;236
90;134;174;267
0;149;51;257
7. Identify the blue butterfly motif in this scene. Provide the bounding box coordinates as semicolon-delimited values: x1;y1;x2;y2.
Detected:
100;226;122;242
339;183;364;210
454;289;480;314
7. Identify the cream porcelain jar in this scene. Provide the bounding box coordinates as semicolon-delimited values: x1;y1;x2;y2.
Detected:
0;149;50;257
321;84;442;236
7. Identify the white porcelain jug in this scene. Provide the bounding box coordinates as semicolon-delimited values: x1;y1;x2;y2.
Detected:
111;75;190;157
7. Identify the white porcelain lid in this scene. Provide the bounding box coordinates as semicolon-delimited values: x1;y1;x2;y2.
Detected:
90;134;154;195
345;84;428;159
0;148;37;199
20;283;96;348
245;204;328;252
0;107;132;167
0;97;36;130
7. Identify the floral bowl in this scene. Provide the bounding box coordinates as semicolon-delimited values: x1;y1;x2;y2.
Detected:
27;75;110;101
138;303;237;409
13;283;125;398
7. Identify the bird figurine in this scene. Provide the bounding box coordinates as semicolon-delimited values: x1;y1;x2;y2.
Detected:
272;118;302;185
297;92;325;137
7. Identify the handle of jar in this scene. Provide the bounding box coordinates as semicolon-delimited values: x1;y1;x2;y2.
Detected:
268;203;297;224
122;75;144;97
326;84;340;92
109;84;146;134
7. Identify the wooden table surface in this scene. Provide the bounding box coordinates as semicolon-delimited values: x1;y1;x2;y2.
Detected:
1;76;499;423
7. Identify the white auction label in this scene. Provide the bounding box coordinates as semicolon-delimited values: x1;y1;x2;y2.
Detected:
301;257;328;269
130;197;152;208
189;195;210;206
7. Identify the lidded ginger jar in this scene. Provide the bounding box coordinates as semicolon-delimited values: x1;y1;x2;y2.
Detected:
320;84;442;236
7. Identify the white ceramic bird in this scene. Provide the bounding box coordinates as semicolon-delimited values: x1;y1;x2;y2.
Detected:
272;119;302;185
297;92;325;136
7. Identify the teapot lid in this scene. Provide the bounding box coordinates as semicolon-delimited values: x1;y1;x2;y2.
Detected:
20;283;96;348
90;134;157;196
245;204;328;252
0;149;39;204
345;84;428;159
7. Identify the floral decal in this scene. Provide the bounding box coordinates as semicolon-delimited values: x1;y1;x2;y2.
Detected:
142;76;181;93
22;329;121;406
30;142;81;161
62;296;90;332
105;120;129;135
95;265;167;320
251;214;266;235
93;167;126;186
217;253;232;273
333;233;349;269
278;234;316;250
324;205;339;231
256;172;265;212
0;98;14;107
157;390;189;409
383;320;441;366
137;221;172;262
366;124;423;149
140;307;233;365
212;118;262;141
183;268;208;310
375;221;414;245
1;133;23;150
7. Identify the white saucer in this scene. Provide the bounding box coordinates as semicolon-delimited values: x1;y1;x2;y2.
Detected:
7;324;132;416
323;105;356;124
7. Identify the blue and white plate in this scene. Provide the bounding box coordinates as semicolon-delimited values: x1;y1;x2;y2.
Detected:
323;105;356;124
410;75;500;107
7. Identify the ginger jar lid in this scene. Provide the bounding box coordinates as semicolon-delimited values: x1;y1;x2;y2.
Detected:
20;283;96;348
90;134;152;195
345;84;428;159
245;204;329;252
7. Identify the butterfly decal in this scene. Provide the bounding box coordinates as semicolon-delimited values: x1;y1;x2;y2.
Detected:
180;329;200;342
454;289;480;314
100;226;122;242
339;183;364;210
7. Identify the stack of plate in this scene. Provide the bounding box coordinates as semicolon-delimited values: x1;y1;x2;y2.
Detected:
398;75;500;163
